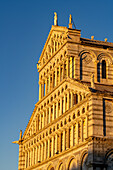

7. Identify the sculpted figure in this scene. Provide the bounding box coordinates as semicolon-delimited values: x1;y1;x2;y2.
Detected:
54;12;58;26
91;73;95;89
69;14;72;24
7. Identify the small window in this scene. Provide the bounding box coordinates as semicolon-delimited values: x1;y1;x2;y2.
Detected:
102;60;106;79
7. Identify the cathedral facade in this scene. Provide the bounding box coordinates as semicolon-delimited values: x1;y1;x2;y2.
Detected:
14;14;113;170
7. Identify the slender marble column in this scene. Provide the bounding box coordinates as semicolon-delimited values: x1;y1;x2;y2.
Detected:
35;146;38;164
59;133;61;152
40;112;42;129
62;62;65;79
60;97;62;116
39;82;42;100
52;71;54;89
52;136;54;156
70;57;72;78
86;115;88;138
44;140;47;160
41;142;43;161
81;119;83;142
55;67;57;86
49;74;51;92
25;151;27;168
53;103;55;121
49;106;51;123
45;78;47;95
67;57;69;77
76;122;78;144
42;112;45;128
45;108;47;126
67;91;70;110
67;127;70;149
63;129;66;151
71;125;74;147
71;91;73;108
32;148;34;166
56;100;59;118
42;82;44;98
30;149;32;166
55;134;58;153
28;150;29;167
38;145;40;162
48;138;50;158
78;93;80;103
59;65;61;82
36;116;39;132
63;94;66;113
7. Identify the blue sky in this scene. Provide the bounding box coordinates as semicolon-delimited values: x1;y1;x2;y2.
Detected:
0;0;113;169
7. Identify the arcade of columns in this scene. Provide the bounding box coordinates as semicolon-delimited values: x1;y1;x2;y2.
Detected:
21;51;90;169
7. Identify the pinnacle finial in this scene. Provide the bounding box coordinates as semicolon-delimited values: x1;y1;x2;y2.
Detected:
54;12;58;26
19;130;22;140
91;36;94;40
105;38;107;42
69;14;72;29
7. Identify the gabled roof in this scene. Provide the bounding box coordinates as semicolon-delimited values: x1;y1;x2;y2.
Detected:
38;25;68;63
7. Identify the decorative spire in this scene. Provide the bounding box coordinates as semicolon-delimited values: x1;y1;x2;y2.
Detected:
54;12;58;26
12;130;22;145
19;130;22;140
69;14;72;29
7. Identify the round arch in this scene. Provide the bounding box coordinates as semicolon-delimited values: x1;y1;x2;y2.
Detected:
79;50;97;62
79;50;97;80
47;163;55;170
97;53;113;65
66;156;77;170
56;161;65;170
105;149;113;170
79;150;88;170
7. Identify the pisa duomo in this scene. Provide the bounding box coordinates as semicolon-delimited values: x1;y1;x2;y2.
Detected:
13;13;113;170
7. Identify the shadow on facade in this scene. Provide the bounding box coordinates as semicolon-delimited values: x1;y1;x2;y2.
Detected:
47;149;113;170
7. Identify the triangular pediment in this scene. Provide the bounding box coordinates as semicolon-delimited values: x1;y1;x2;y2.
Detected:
38;25;68;68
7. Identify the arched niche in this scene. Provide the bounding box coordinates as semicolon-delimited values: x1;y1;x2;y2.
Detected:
47;164;55;170
68;158;77;170
97;53;113;65
81;153;88;170
58;163;63;170
79;50;96;81
105;150;113;170
97;53;113;82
